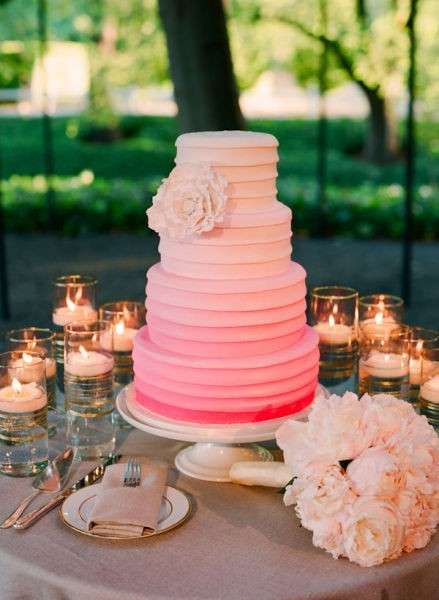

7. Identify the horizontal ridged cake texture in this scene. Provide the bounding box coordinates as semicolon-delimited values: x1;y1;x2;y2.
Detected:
133;130;319;424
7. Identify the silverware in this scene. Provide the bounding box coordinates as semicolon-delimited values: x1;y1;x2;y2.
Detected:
13;453;121;530
1;448;74;529
123;457;141;487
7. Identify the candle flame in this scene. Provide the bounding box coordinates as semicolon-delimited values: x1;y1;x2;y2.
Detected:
22;352;33;364
29;337;37;350
74;287;82;303
66;293;77;312
115;320;125;335
11;378;22;394
79;345;89;359
328;315;335;328
416;340;423;354
375;312;384;325
332;304;338;315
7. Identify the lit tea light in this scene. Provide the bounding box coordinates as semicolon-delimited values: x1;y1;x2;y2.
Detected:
314;314;352;345
65;344;114;377
100;319;138;352
361;312;398;337
362;350;408;379
0;378;47;413
420;374;439;404
10;350;56;383
53;288;97;326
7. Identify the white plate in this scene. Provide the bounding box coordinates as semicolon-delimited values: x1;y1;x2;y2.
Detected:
60;484;191;540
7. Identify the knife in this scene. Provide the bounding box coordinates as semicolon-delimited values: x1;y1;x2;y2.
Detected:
13;453;121;530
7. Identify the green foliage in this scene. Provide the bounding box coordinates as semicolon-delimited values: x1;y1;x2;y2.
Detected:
2;173;438;240
1;115;438;240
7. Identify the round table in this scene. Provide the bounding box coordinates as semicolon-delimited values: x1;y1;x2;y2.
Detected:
1;429;438;600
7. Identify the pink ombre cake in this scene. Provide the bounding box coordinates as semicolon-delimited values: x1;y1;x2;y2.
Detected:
132;131;319;424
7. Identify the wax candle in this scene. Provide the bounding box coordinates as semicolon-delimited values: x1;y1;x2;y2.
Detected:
100;321;138;352
362;351;408;378
10;353;56;382
362;313;398;337
314;316;352;345
53;304;97;327
65;346;114;377
0;379;47;413
420;375;439;404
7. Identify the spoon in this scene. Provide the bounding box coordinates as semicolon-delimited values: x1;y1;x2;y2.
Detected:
0;447;74;529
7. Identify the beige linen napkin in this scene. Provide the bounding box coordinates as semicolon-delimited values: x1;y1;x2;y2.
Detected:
87;459;168;537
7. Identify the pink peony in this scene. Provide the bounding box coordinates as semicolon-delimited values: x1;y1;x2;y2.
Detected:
342;498;404;567
347;447;405;498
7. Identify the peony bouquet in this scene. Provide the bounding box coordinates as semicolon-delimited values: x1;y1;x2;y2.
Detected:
276;392;439;567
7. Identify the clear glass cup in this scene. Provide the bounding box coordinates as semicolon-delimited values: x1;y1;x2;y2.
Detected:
52;274;98;392
310;286;358;389
0;351;48;476
419;344;439;429
64;321;115;460
359;294;404;335
359;324;411;401
99;301;145;429
408;327;439;406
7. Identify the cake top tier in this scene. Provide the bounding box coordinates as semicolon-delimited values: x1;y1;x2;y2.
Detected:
176;130;278;149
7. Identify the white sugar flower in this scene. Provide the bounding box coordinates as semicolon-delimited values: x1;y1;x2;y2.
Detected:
146;164;227;239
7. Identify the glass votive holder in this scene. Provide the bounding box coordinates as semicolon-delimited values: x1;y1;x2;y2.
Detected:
0;351;48;476
64;321;115;460
7;328;56;410
408;327;439;406
311;286;359;388
358;324;411;401
359;294;404;335
99;301;145;389
419;344;439;429
52;275;98;392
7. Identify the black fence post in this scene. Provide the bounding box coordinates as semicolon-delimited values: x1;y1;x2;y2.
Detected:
402;0;418;306
0;148;11;321
317;0;328;236
37;0;56;229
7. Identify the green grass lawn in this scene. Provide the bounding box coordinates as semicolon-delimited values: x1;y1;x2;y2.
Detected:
1;115;438;238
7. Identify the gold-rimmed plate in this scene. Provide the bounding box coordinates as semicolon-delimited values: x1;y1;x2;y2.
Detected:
59;484;191;540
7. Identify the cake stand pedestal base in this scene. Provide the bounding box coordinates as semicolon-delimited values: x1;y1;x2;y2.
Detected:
117;384;325;482
175;443;273;482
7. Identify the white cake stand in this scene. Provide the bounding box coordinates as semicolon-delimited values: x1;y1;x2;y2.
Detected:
117;384;325;482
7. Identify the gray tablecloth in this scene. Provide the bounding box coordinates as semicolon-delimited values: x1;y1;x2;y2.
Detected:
1;429;438;600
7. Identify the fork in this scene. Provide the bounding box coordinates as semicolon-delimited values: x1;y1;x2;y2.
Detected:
123;457;141;487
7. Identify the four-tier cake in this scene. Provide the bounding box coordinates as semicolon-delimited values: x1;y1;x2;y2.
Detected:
132;131;319;424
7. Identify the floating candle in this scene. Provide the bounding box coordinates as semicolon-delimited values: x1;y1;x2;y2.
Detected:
10;353;56;383
314;315;352;345
420;375;439;404
100;320;138;352
65;345;114;377
361;313;398;337
0;378;47;413
362;350;408;379
53;304;97;327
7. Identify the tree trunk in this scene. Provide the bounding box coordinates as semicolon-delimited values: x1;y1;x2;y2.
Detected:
158;0;245;132
364;89;399;163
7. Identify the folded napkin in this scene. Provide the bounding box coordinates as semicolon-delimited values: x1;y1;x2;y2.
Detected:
87;459;168;538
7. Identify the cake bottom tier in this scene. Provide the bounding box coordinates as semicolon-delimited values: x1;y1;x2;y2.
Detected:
132;325;319;424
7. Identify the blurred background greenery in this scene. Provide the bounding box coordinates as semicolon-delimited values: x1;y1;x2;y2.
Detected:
0;0;437;239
